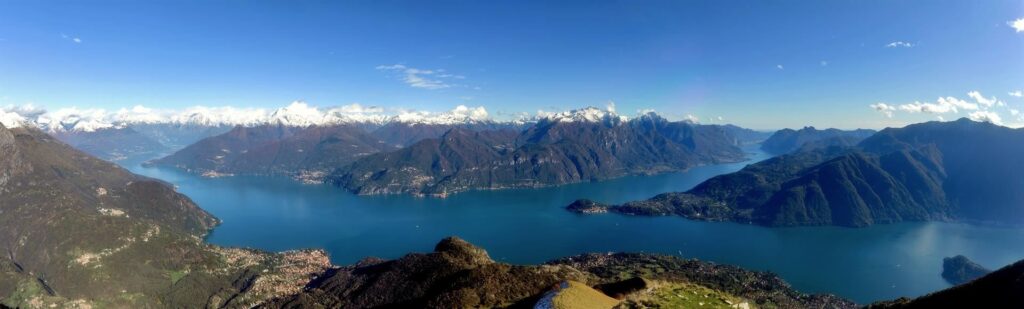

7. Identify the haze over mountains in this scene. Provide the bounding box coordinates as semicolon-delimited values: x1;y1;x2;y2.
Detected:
760;127;876;154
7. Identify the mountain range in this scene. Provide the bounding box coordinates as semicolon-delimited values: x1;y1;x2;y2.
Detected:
760;126;876;154
2;117;1021;308
328;110;751;196
146;107;759;191
569;118;1024;227
144;121;527;179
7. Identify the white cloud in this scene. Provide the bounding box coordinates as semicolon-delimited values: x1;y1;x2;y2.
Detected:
61;33;82;44
870;89;1018;125
377;64;467;90
1009;18;1024;33
969;110;1002;125
0;110;26;128
897;96;978;114
776;64;784;70
112;105;164;124
334;103;383;114
684;114;700;123
885;41;914;48
3;101;504;131
870;103;897;118
605;101;616;113
2;104;46;119
392;105;490;124
1009;90;1022;97
967;90;1002;107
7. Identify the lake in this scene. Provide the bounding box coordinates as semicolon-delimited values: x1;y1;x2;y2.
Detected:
125;148;1024;304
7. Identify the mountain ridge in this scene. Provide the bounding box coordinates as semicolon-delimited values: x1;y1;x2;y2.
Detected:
569;119;1024;227
329;113;749;196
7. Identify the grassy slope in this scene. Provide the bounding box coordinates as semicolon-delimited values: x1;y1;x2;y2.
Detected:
0;125;330;308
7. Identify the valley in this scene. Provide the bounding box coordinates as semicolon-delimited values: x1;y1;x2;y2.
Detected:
3;1;1023;307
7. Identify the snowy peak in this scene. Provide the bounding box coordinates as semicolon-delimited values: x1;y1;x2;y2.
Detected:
538;106;627;125
4;102;692;133
0;110;26;128
2;102;498;132
35;107;118;132
168;106;268;127
324;104;391;125
268;101;326;127
392;105;491;125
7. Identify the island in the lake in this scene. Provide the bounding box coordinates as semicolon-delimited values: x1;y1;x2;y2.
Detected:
942;255;991;285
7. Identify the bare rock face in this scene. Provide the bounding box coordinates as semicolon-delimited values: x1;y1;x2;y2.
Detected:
0;124;29;193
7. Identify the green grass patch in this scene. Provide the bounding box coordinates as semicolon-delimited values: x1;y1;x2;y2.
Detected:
621;281;754;309
167;270;189;284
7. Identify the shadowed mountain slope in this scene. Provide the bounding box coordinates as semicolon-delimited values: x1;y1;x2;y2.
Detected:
149;124;395;179
571;119;1024;227
761;126;875;154
868;258;1024;308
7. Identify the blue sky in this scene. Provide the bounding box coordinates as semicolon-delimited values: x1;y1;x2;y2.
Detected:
1;0;1022;129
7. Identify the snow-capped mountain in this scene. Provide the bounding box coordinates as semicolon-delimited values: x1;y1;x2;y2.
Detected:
3;101;505;133
535;106;628;125
0;110;26;128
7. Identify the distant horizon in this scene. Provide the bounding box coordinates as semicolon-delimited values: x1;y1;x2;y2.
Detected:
2;1;1023;130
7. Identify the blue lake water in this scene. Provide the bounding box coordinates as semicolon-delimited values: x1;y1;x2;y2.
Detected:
125;148;1024;304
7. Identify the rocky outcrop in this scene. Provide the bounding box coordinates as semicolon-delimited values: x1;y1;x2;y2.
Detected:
267;237;855;309
942;255;991;285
